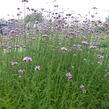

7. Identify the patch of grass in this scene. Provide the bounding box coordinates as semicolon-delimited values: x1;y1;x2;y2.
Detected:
0;33;109;109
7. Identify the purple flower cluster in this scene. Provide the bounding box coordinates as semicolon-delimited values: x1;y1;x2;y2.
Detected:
97;55;104;59
82;41;89;45
61;47;68;52
11;62;18;66
42;34;49;37
18;69;25;73
90;45;97;49
34;66;41;70
23;57;32;62
11;57;41;77
80;85;85;88
105;72;109;77
66;72;73;80
22;0;28;2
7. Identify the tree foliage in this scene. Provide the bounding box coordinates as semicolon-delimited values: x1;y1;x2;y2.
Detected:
24;12;44;24
105;16;109;23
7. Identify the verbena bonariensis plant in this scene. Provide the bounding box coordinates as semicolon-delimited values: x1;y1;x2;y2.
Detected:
0;1;109;109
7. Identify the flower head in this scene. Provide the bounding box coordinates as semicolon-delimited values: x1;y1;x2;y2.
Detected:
17;8;20;10
61;47;68;52
66;72;73;80
32;37;37;40
68;32;75;35
23;57;32;62
26;7;30;10
80;85;85;88
89;45;97;49
66;13;72;16
82;41;89;45
22;0;28;2
42;34;49;37
31;8;34;11
97;55;104;59
18;69;25;76
105;72;109;77
35;66;41;70
9;30;16;36
11;62;18;66
18;69;25;73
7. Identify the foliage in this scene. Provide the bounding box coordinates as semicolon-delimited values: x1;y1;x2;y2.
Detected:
0;32;109;109
0;5;109;109
105;16;109;23
24;12;44;25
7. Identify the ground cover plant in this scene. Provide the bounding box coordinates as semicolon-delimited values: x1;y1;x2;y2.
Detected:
0;0;109;109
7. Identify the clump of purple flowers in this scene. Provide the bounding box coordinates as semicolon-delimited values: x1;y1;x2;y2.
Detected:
68;32;75;35
18;69;25;73
22;0;28;2
42;34;49;37
90;45;97;49
97;55;104;59
80;84;86;93
66;72;73;80
31;37;37;40
80;85;85;88
61;47;68;52
105;72;109;77
18;69;25;76
9;30;16;36
11;62;18;66
23;57;32;62
35;66;41;70
82;41;89;45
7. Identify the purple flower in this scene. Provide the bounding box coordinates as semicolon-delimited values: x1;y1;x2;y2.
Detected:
17;13;20;16
17;8;20;10
10;30;16;34
105;72;109;77
66;14;72;16
80;85;85;88
90;45;97;49
42;34;49;37
97;55;104;59
107;72;109;75
22;0;28;2
66;72;73;80
68;32;75;35
18;69;25;76
31;37;37;40
9;30;16;36
26;7;30;11
23;57;32;62
54;5;59;7
11;62;18;66
61;47;68;52
35;66;41;70
82;41;89;45
31;8;34;11
105;30;109;34
18;69;25;73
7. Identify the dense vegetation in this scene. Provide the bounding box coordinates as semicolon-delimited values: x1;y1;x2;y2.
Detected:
0;1;109;109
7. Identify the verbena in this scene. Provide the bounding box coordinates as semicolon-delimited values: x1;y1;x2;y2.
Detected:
0;1;109;108
0;32;109;109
